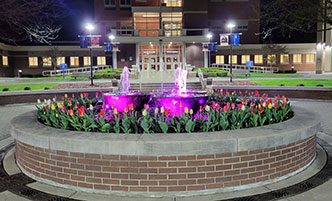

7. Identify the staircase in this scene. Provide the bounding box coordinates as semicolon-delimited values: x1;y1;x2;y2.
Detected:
129;82;203;92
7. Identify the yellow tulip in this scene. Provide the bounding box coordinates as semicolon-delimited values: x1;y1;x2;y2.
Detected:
114;108;118;115
184;107;189;114
190;109;194;115
57;102;62;108
51;104;55;110
65;94;68;98
55;113;58;118
268;103;272;109
142;109;147;117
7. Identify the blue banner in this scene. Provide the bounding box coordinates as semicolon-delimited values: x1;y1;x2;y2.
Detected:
60;64;67;69
209;43;216;52
80;37;89;48
231;33;240;46
105;42;113;52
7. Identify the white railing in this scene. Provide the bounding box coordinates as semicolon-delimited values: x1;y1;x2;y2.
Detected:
42;65;112;77
211;64;279;73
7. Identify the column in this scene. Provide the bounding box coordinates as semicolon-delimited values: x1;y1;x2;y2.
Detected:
112;50;117;69
204;50;208;68
325;46;331;72
159;41;163;71
316;43;323;74
136;43;140;72
182;42;186;70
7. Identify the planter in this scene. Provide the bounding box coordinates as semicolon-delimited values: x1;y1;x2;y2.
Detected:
10;107;320;197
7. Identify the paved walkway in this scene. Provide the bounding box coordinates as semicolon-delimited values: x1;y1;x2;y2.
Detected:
0;99;332;201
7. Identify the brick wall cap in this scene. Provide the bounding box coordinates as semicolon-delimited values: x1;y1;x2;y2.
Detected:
10;106;320;155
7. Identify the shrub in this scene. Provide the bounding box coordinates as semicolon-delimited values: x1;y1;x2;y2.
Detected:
2;88;9;91
94;72;116;79
24;87;31;90
217;72;228;77
280;84;285;86
208;72;218;77
316;84;324;87
277;70;297;74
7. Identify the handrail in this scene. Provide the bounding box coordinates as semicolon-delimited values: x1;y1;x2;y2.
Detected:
42;65;112;77
211;64;279;73
198;68;206;90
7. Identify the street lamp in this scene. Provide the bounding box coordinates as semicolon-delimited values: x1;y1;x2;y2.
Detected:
206;33;213;71
85;23;95;85
109;34;115;41
227;23;235;82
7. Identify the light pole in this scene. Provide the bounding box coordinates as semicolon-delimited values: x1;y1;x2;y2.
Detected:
85;23;95;85
227;23;235;82
108;34;116;71
206;33;213;72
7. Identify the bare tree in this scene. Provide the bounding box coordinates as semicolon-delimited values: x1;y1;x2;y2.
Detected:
260;0;325;40
262;44;288;68
0;0;68;44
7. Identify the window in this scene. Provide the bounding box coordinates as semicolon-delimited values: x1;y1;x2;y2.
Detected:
228;55;237;64
42;57;52;67
56;57;65;66
2;56;8;66
216;55;224;64
97;56;106;66
306;54;315;64
120;0;131;6
70;57;79;66
254;55;263;64
29;57;38;67
84;57;91;66
104;0;115;7
241;55;250;64
267;54;276;64
162;0;182;7
280;54;289;64
293;54;302;64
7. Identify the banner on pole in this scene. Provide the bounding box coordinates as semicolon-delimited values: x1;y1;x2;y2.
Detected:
231;33;240;46
202;42;209;52
79;37;89;48
220;34;229;46
209;42;216;52
105;42;113;52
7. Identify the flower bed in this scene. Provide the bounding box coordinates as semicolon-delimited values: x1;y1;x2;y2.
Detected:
36;90;293;134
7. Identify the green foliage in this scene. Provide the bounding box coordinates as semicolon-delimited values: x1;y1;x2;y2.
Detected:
208;72;218;77
277;70;297;74
2;88;9;91
24;87;31;90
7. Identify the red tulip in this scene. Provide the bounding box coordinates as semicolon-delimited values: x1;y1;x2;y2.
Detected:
99;109;105;117
78;106;85;117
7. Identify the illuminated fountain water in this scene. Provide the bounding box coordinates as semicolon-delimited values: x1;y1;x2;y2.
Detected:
104;67;208;115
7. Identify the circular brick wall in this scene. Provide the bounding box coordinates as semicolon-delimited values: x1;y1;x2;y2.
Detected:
10;107;320;196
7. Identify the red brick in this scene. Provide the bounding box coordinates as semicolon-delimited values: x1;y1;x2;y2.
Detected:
216;164;232;171
197;154;215;159
130;174;147;180
103;179;120;185
179;179;196;185
139;168;158;174
224;181;240;187
198;166;215;172
233;151;249;156
249;172;263;178
233;162;248;169
256;176;269;182
64;168;77;175
159;180;177;186
86;165;101;171
78;170;93;176
101;154;119;160
57;161;70;168
50;166;63;172
138;156;157;161
256;165;269;171
178;155;196;160
130;187;148;192
263;169;275;175
94;160;110;166
86;177;102;183
111;173;128;179
70;163;84;170
158;156;176;161
103;167;119;172
270;150;281;157
270;172;281;179
50;155;62;161
241;179;256;185
168;161;186;167
94;184;110;190
206;159;223;165
224;157;240;164
281;159;291;165
263;147;275;152
149;187;167;192
70;152;84;158
287;152;295;158
188;185;205;191
56;150;68;156
39;152;50;158
188;160;205;166
168;174;187;180
216;153;232;158
121;180;139;186
206;183;223;189
225;170;240;176
111;161;128;167
178;167;196;173
270;161;282;168
78;182;93;189
45;170;57;177
77;158;93;165
71;175;85;182
188;173;205;179
64;180;77;186
149;174;167;180
282;148;291;154
94;172;110;178
256;153;268;160
249;149;263;154
263;158;276;164
57;173;70;179
168;186;186;191
129;161;147;167
249;160;263;167
159;168;177;173
40;163;51;170
120;155;138;161
233;174;249;181
241;155;255;162
197;178;214;184
85;153;100;159
207;172;223;177
121;168;139;173
63;157;76;163
140;181;158;186
149;162;167;167
111;186;128;191
276;155;286;161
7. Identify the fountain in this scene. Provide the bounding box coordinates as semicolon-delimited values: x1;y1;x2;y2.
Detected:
104;66;208;115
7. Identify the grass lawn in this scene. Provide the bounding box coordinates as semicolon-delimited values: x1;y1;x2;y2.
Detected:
251;79;332;87
235;73;303;78
17;76;89;81
0;83;59;92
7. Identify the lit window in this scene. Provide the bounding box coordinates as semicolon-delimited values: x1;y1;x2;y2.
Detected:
56;57;65;66
306;54;315;64
42;57;52;67
241;55;250;64
228;55;237;64
29;57;38;67
267;55;276;64
70;57;79;66
163;0;182;7
280;54;289;64
254;55;263;64
104;0;115;7
2;56;8;66
97;56;106;66
216;55;224;64
84;57;91;66
293;54;302;64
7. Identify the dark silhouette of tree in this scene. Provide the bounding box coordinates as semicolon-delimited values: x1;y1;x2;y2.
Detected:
0;0;68;44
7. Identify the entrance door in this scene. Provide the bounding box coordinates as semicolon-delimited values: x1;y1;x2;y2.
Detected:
165;55;180;71
141;55;158;71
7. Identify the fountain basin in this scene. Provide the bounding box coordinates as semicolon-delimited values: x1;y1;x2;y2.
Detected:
104;93;151;112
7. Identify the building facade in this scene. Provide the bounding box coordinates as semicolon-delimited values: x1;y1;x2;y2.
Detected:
0;0;329;77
